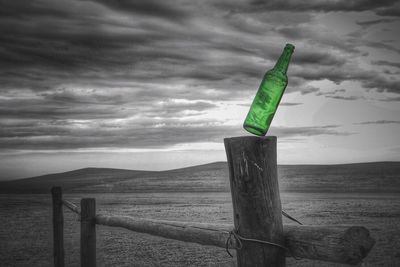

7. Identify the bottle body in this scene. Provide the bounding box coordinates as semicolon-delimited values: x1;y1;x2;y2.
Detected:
243;44;294;136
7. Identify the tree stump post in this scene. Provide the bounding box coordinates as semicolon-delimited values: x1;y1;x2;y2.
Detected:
224;136;285;267
81;198;96;267
51;186;65;267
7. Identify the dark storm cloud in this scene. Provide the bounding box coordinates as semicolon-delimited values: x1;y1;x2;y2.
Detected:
0;1;75;19
0;101;131;120
0;0;397;95
0;1;204;93
372;60;400;69
93;0;188;22
363;41;400;54
218;0;399;16
291;67;399;94
383;69;400;75
0;0;398;152
375;3;400;17
293;51;346;66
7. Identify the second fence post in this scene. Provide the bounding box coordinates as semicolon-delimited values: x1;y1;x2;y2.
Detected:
224;136;285;267
81;198;96;267
51;186;64;267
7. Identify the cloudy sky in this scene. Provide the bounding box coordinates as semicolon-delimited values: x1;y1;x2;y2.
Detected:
1;0;399;180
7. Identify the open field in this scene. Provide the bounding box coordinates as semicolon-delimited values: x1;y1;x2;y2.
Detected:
1;192;400;267
1;162;400;266
1;162;400;194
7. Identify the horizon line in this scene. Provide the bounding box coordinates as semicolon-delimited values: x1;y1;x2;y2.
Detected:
2;160;399;182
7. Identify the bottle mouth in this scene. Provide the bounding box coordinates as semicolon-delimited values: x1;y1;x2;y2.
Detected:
285;43;295;51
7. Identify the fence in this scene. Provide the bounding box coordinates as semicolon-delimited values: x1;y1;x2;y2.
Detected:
51;136;375;267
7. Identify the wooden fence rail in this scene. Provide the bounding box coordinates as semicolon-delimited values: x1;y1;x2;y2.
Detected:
62;199;80;215
95;215;374;264
51;136;375;267
52;192;374;267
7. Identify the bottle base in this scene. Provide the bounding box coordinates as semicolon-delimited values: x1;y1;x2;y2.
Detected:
243;123;267;136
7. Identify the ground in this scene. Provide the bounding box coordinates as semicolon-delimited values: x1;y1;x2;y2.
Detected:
1;192;399;266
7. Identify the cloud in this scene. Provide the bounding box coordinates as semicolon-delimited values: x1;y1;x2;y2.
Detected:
301;86;320;95
293;50;347;66
380;96;400;101
0;122;352;150
0;88;218;122
316;89;346;95
280;102;303;106
363;41;400;54
0;0;398;154
270;125;353;137
0;0;398;98
355;120;400;125
375;2;400;17
372;60;400;69
325;95;362;100
356;18;400;28
311;89;364;100
93;0;188;22
218;0;400;16
291;67;399;94
218;0;397;12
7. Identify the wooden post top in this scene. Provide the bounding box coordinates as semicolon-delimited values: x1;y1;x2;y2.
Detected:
224;135;277;142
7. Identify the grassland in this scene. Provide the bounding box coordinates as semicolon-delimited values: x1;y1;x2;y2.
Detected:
1;161;400;194
1;162;400;266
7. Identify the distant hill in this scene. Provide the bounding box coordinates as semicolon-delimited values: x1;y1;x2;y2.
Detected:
1;161;399;193
0;168;154;194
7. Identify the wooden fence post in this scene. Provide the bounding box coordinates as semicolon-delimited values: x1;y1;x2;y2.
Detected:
224;136;285;267
51;186;65;267
81;198;96;267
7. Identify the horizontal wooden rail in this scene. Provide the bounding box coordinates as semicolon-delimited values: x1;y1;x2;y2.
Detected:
62;200;81;215
95;215;374;265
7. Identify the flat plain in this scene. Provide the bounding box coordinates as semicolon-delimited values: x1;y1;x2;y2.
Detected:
1;162;400;266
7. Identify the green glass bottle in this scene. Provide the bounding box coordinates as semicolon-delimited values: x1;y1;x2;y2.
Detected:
243;43;295;136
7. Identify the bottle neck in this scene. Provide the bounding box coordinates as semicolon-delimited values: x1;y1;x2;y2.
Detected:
273;44;294;74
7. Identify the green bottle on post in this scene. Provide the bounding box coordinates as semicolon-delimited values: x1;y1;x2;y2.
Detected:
243;43;295;136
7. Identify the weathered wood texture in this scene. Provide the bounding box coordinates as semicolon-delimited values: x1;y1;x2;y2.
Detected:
96;216;229;248
62;199;80;215
224;136;285;266
51;186;64;267
284;225;375;265
95;216;374;265
81;198;96;267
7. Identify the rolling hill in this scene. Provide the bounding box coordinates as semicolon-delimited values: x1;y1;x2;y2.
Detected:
1;161;399;193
